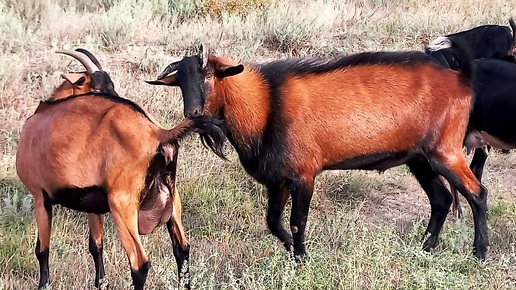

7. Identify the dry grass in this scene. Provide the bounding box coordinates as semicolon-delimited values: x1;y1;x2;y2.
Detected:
2;0;516;289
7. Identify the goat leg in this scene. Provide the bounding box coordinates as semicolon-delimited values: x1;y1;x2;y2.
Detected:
408;158;452;250
34;191;53;289
109;195;150;290
87;213;106;288
429;151;489;260
288;177;315;259
266;186;293;252
166;191;190;290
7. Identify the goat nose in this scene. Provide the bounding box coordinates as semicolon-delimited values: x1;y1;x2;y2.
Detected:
186;108;201;118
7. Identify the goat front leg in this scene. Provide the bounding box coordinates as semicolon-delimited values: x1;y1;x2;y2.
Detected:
166;191;190;290
288;176;315;259
266;186;293;252
34;190;53;289
108;193;150;290
87;213;106;288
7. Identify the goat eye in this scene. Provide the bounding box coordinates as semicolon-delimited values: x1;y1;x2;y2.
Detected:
205;72;213;80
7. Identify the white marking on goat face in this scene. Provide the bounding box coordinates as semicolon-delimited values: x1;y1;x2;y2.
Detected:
427;36;452;51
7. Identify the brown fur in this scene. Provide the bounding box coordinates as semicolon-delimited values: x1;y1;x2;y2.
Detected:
211;58;478;193
16;75;194;289
48;73;92;101
198;53;488;259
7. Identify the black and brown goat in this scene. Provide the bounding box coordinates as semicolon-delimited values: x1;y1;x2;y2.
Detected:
147;44;490;260
16;49;216;289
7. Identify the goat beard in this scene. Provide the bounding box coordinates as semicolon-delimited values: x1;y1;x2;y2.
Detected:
199;116;227;160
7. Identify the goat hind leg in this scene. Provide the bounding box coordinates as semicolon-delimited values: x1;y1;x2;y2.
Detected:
266;186;293;252
408;159;452;251
166;192;190;290
34;191;53;289
429;152;489;260
87;213;106;288
450;185;462;219
109;196;150;290
451;148;489;219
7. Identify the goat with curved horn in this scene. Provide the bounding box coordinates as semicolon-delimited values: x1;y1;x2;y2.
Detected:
56;49;100;73
75;48;103;70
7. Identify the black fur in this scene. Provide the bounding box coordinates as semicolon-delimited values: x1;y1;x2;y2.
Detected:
407;158;452;251
35;190;53;289
52;186;109;214
448;59;516;216
166;56;210;117
255;51;439;78
88;232;105;288
130;261;151;290
35;239;50;289
42;189;53;213
324;151;416;171
426;21;515;71
468;59;516;146
89;71;118;96
427;23;516;217
158;46;489;260
195;117;228;160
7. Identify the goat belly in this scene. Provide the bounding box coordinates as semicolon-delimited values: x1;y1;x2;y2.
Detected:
138;184;172;235
52;186;109;214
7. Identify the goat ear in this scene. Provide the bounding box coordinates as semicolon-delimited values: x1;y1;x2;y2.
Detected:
216;64;244;78
158;143;176;165
61;73;86;85
145;74;178;86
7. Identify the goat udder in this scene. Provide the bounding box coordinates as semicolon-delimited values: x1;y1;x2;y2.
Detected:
138;184;172;235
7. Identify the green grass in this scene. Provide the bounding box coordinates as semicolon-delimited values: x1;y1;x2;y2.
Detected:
2;0;516;289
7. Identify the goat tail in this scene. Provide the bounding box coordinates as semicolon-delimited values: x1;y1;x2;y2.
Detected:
160;115;228;160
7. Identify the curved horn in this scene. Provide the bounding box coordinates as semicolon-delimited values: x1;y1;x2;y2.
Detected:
157;61;180;80
56;49;100;74
74;48;103;70
198;42;209;69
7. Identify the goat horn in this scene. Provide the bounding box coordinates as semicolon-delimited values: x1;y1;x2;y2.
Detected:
157;61;180;80
74;48;103;70
56;49;100;74
199;42;209;69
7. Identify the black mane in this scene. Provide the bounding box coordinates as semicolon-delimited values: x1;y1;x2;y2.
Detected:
254;51;439;78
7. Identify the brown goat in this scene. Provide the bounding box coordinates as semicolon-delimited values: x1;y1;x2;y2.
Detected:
148;44;489;261
16;49;215;289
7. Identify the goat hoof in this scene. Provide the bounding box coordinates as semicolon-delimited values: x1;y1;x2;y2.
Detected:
422;236;438;252
99;277;110;289
472;246;488;261
38;284;51;290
